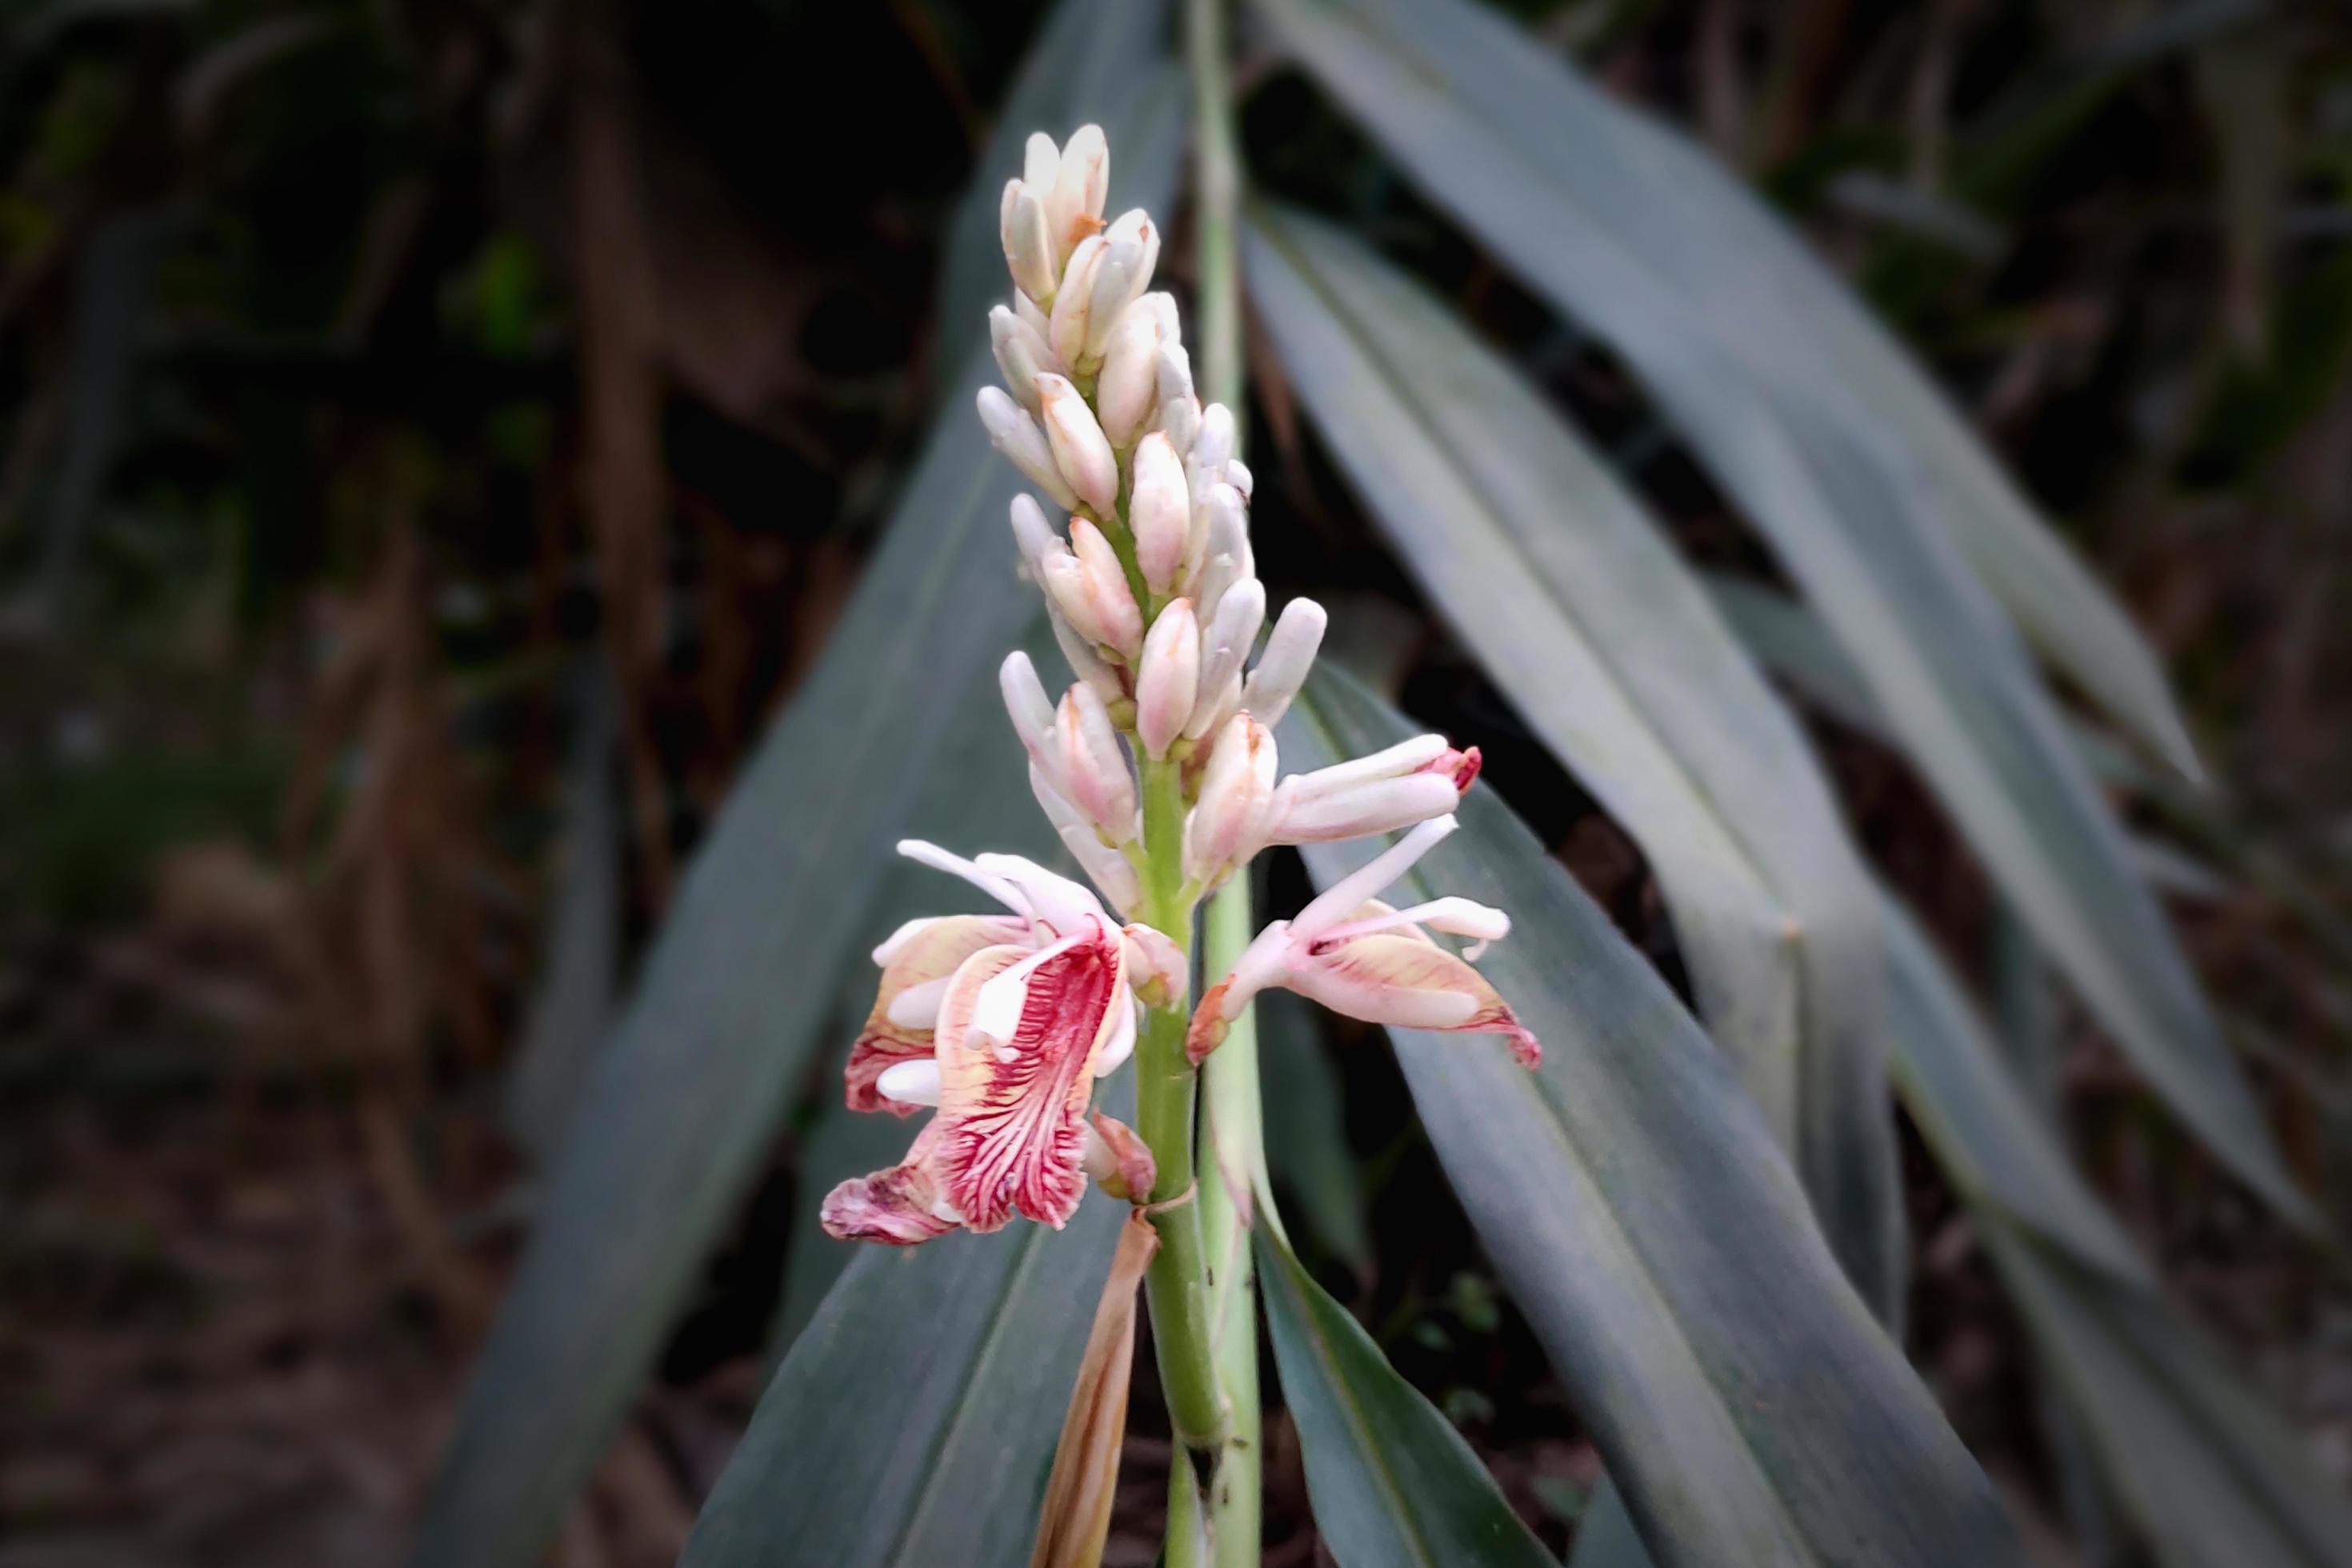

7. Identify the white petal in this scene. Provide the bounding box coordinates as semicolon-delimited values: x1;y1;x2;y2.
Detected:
876;1058;943;1107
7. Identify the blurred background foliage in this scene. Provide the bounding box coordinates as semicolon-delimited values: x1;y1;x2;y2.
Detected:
2;1;2350;1563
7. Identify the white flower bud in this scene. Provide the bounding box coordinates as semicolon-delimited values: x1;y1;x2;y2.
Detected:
1135;598;1201;760
1043;517;1142;660
1240;597;1326;730
1083;212;1158;362
1031;765;1142;911
1190;403;1238;495
1035;373;1118;516
1266;773;1462;844
1186;714;1278;882
1184;672;1242;744
1138;291;1181;341
998;650;1063;783
989;305;1057;410
1056;682;1135;836
1014;290;1051;339
1194;578;1265;715
1049;235;1107;370
976;386;1079;510
1129;433;1190;594
1095;303;1163;450
1189;483;1251;619
1007;494;1060;576
1046;124;1109;263
1001;186;1056;302
1022;131;1060;191
1226;458;1254;500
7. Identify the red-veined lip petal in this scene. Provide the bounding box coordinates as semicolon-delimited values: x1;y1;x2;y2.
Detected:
1290;931;1538;1066
934;928;1126;1231
819;1121;961;1245
845;914;1029;1115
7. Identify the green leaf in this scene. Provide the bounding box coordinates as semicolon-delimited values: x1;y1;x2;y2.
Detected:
1244;202;1902;1320
1256;1223;1554;1568
502;668;622;1162
1252;0;2322;1238
683;1206;1126;1568
1257;991;1372;1274
1879;886;2352;1568
1285;670;2018;1568
1250;0;2198;782
1878;894;2150;1288
408;57;1187;1568
1983;1224;2352;1568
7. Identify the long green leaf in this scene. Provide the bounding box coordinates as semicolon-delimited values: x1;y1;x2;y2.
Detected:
1251;0;2198;782
1246;202;1901;1316
683;1204;1126;1567
1258;991;1372;1274
1878;895;2149;1288
1983;1224;2352;1568
408;41;1184;1565
1252;0;2314;1234
1878;891;2352;1568
1286;670;2018;1568
1257;1222;1554;1567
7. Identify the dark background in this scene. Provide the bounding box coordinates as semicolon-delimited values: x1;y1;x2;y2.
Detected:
3;2;2349;1563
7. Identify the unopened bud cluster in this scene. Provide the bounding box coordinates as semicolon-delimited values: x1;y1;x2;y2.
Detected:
980;127;1483;917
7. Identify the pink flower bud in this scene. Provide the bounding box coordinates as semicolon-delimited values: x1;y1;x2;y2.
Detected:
1042;517;1141;661
1186;714;1278;883
1055;682;1136;837
1129;432;1190;594
1034;374;1118;516
1135;598;1201;760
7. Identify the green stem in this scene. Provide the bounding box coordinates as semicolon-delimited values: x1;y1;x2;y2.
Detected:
1185;2;1260;1558
1186;0;1243;410
1137;758;1226;1458
1200;879;1264;1565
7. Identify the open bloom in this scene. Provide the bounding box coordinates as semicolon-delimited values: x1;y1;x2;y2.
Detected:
1187;816;1538;1070
822;844;1162;1244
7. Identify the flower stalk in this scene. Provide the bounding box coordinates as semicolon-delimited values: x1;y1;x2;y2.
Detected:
815;110;1539;1564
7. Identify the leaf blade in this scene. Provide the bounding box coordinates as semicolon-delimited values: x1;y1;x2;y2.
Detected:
1252;0;2314;1234
1257;1222;1554;1568
1244;202;1902;1318
1284;670;2018;1568
682;1206;1126;1568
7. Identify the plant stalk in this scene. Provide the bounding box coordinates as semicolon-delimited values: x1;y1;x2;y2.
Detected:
1136;758;1227;1462
1183;1;1262;1558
